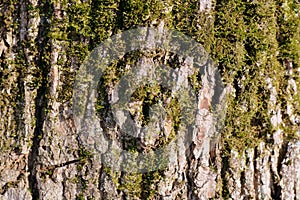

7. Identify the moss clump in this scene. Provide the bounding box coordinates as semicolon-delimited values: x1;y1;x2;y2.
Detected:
78;146;93;161
130;83;181;147
104;165;164;199
141;170;163;199
118;0;171;29
212;0;299;151
276;0;300;137
77;193;85;200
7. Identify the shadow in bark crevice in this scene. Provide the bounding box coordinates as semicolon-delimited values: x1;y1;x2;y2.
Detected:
271;141;288;200
27;0;53;199
220;143;230;199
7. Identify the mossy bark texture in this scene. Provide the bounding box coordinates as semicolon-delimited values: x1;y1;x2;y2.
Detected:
0;0;299;199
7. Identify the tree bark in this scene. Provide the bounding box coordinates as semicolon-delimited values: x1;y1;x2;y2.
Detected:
0;0;299;199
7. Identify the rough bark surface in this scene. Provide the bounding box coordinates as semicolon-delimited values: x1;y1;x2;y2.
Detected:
0;0;299;199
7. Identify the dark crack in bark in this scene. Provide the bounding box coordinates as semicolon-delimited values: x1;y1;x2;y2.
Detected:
27;0;53;198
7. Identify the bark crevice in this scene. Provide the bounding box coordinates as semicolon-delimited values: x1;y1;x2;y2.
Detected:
27;0;53;198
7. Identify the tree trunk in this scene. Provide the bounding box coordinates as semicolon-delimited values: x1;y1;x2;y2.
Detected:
0;0;299;199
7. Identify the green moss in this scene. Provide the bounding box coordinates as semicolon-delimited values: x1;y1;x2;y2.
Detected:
211;0;299;152
119;0;171;29
77;193;85;200
120;172;143;199
140;170;163;199
104;165;164;199
276;0;300;137
78;146;93;161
